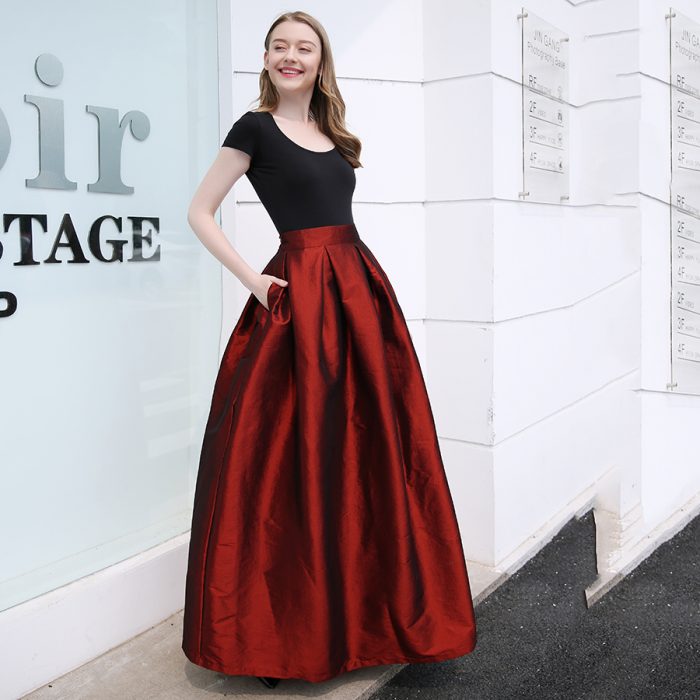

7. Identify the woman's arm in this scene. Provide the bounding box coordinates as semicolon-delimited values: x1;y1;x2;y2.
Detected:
187;148;279;306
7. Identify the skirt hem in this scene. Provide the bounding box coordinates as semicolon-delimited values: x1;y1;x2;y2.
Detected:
181;635;477;684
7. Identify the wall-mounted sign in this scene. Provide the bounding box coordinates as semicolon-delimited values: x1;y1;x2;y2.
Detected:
0;52;160;318
519;8;569;204
669;9;700;394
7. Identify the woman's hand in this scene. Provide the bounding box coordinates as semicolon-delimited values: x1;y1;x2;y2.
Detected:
256;274;289;310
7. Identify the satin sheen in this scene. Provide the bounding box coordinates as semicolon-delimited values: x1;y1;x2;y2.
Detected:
182;223;477;682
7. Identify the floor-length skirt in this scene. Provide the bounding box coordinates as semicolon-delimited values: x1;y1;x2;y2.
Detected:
181;223;477;683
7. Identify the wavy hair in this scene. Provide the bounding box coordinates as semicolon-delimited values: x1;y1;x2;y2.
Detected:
250;10;363;169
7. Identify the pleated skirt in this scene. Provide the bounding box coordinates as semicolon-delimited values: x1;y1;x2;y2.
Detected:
181;223;477;683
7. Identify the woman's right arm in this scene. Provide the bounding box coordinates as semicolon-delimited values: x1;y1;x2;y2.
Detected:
186;147;269;303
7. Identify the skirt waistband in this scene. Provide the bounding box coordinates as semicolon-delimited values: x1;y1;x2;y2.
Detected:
278;223;359;249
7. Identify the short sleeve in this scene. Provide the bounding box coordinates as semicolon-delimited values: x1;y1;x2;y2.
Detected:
222;111;259;159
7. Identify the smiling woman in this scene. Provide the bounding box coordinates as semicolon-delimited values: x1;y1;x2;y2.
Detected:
182;9;478;690
263;27;327;141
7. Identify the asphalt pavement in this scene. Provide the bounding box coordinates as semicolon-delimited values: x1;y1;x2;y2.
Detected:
369;510;698;700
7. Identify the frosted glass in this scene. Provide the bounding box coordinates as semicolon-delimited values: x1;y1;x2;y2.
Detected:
0;0;221;611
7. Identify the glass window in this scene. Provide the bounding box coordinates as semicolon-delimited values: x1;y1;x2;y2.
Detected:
0;0;222;611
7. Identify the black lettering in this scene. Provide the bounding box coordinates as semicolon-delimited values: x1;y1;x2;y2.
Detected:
88;215;127;262
128;216;160;262
2;213;47;265
44;213;89;264
0;291;17;318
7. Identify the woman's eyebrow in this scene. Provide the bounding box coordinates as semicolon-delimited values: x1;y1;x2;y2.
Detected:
272;39;317;47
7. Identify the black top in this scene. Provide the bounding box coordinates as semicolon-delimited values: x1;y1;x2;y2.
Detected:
221;110;356;233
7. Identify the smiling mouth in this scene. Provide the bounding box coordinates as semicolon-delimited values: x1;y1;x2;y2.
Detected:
279;68;303;76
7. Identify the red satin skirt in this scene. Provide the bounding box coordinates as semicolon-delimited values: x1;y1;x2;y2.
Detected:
181;223;477;683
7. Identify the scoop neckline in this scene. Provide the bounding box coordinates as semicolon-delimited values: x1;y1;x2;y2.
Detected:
264;111;337;154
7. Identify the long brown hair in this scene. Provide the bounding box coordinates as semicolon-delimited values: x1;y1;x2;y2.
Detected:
251;11;363;169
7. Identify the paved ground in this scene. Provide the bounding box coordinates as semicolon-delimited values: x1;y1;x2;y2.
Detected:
369;511;699;700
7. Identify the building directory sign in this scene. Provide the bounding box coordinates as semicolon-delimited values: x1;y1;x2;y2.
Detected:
520;8;569;204
670;9;700;394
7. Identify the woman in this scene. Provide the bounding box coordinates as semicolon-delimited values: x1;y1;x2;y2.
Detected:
181;10;477;689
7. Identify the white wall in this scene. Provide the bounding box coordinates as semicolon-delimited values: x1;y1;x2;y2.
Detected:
638;0;700;527
424;0;699;587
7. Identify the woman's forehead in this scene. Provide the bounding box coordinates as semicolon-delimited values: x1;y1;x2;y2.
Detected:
271;22;319;47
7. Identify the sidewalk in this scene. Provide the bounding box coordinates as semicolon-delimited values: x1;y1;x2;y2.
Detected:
371;511;698;699
23;560;497;699
27;511;697;699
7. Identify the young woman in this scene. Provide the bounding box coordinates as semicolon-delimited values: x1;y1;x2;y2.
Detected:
181;10;477;689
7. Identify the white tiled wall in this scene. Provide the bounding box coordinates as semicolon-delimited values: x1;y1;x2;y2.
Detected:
422;0;697;574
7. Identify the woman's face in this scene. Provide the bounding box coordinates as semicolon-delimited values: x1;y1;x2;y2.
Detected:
264;21;323;97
